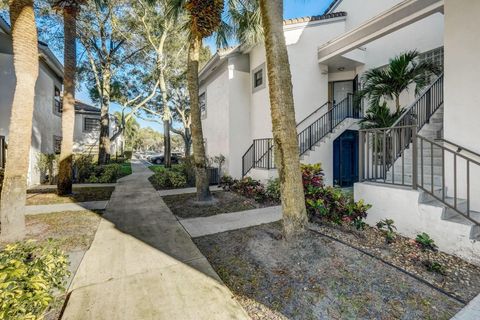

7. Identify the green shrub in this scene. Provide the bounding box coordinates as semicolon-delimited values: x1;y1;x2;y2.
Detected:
415;232;438;251
35;153;58;185
303;164;371;228
74;154;96;183
86;164;122;183
149;170;187;189
124;150;133;160
376;219;397;243
0;240;70;320
265;178;281;202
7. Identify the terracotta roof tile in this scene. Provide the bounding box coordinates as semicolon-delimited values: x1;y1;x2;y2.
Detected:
283;12;347;26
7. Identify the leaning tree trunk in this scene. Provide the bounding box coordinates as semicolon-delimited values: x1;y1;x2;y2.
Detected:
187;34;211;201
259;0;307;238
98;71;111;165
57;6;77;195
0;0;39;241
160;69;171;168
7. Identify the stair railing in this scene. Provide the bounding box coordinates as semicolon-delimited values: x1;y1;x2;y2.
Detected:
242;94;361;176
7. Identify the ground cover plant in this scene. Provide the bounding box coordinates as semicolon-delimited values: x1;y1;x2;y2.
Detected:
26;187;114;205
0;240;70;320
195;222;463;320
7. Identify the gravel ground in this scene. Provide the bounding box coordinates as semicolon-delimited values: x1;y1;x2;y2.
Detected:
195;222;464;320
310;221;480;303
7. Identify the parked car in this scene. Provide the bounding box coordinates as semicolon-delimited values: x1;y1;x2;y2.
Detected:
150;153;180;165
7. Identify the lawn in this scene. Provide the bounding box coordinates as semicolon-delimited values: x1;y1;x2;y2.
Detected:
162;191;276;219
149;164;164;173
195;222;464;320
26;186;115;205
119;161;132;178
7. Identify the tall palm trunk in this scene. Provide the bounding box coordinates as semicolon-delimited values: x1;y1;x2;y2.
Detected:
187;34;211;201
98;70;111;164
259;0;307;238
160;70;171;168
57;6;77;195
0;0;39;241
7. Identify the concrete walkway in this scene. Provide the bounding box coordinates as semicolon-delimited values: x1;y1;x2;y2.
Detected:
453;293;480;319
61;160;249;320
26;201;108;215
179;206;282;238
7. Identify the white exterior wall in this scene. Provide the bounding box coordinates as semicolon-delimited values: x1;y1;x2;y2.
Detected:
248;19;346;140
443;0;480;211
227;56;252;178
355;182;480;266
0;53;62;186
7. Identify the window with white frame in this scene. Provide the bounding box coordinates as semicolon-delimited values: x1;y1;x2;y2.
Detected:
199;92;207;119
252;63;266;92
53;86;62;116
84;117;101;133
53;135;62;154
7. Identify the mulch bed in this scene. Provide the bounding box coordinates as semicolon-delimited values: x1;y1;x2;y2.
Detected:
26;187;115;205
195;222;464;320
162;191;278;219
310;220;480;303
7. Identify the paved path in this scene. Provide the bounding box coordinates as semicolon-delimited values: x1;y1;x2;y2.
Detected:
61;160;249;320
179;206;282;237
453;293;480;319
26;201;108;215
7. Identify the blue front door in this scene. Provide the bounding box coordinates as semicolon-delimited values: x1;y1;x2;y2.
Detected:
333;130;359;187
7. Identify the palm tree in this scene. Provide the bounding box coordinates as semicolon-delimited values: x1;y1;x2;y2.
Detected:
169;0;224;202
0;0;40;241
358;50;441;112
359;102;403;129
53;0;83;195
257;0;307;238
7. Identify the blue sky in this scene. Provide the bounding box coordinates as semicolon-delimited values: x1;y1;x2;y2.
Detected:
77;0;334;132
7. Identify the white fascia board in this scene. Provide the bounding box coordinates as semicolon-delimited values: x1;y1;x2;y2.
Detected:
318;0;444;63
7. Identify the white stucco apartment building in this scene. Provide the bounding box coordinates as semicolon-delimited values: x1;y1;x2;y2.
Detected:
200;0;480;264
199;0;443;185
0;16;123;186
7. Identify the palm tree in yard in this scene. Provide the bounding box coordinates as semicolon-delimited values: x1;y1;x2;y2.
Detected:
53;0;83;195
0;0;40;241
169;0;225;202
358;50;441;112
228;0;308;237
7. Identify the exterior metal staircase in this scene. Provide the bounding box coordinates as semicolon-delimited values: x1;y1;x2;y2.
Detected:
358;74;480;237
242;94;362;176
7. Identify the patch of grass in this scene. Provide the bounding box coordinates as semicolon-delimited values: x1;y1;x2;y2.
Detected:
149;165;164;173
163;191;271;219
26;187;114;205
119;161;132;178
24;210;101;252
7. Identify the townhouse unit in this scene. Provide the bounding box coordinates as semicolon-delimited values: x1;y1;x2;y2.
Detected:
0;16;122;186
199;0;443;185
200;0;480;264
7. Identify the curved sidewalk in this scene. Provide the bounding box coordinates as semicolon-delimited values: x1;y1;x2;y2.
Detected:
61;160;249;320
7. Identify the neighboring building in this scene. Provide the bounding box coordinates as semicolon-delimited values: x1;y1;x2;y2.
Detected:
74;101;123;157
200;0;480;264
0;16;63;186
199;0;443;184
0;16;123;186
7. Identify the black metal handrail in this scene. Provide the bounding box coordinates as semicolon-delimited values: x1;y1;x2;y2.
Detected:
359;125;480;227
242;94;362;176
296;101;329;128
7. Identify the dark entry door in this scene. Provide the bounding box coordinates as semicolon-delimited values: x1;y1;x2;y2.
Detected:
333;130;359;187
